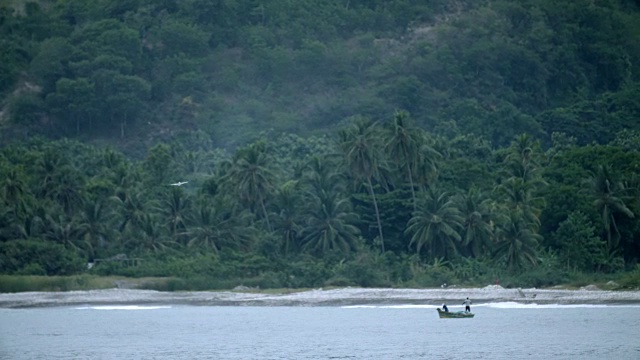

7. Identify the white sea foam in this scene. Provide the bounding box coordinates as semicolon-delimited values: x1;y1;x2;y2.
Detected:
342;304;437;309
342;303;640;310
75;305;172;310
484;302;640;309
485;302;606;309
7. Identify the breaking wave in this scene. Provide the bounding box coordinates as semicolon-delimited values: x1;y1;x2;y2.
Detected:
343;302;640;309
75;305;172;310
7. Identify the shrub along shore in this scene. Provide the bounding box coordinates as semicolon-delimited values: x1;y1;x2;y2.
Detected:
1;273;638;294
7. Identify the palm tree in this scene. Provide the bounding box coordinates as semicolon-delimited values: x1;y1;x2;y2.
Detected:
111;191;149;234
495;134;547;230
502;156;546;187
493;212;542;271
2;201;46;241
35;151;64;198
1;167;29;219
101;148;125;170
300;190;361;255
179;150;214;174
50;166;85;215
225;142;277;232
43;214;88;255
455;187;495;258
13;213;45;240
586;165;634;249
505;134;541;170
156;187;191;244
405;188;464;260
272;181;303;255
137;213;176;253
0;206;11;241
338;117;386;252
185;198;255;253
384;111;423;211
303;155;345;197
413;141;441;193
185;204;223;252
494;177;544;230
76;198;113;258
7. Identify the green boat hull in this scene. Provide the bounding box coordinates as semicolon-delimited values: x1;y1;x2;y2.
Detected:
437;308;475;318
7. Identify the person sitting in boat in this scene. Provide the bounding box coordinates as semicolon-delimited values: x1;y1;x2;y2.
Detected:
442;304;449;312
462;297;472;312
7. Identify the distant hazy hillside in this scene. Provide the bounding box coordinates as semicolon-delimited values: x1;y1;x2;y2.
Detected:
1;0;639;154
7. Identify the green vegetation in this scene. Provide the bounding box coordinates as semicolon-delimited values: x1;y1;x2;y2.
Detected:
0;274;184;292
1;0;640;291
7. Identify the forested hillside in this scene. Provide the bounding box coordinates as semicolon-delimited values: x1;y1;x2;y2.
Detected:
2;0;640;150
1;0;640;290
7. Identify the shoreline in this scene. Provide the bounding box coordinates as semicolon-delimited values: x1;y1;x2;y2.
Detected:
2;286;640;308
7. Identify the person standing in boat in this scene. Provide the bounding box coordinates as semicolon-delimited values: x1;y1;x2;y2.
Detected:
442;304;449;312
462;297;472;312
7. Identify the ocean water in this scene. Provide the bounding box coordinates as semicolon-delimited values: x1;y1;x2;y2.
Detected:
1;303;639;359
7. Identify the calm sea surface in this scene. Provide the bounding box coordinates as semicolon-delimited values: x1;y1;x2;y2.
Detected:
1;303;639;359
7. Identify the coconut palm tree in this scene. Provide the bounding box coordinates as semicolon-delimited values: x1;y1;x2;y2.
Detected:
109;162;141;191
49;166;85;216
156;186;191;244
455;187;495;258
35;151;64;198
493;212;542;271
1;167;29;219
494;177;544;230
338;117;386;252
179;150;214;174
225;142;277;232
300;190;361;255
586;165;634;249
495;134;547;230
504;134;542;170
111;191;149;234
12;212;45;240
303;155;345;197
413;140;442;193
137;213;176;253
272;181;303;255
405;188;464;260
43;214;88;255
76;198;113;258
101;148;126;170
185;198;255;253
384;110;424;211
2;198;46;241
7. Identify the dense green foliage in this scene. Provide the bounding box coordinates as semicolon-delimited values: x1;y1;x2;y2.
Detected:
1;0;640;289
1;127;639;289
2;0;640;150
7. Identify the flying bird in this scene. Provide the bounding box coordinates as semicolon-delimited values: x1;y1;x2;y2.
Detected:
169;181;188;186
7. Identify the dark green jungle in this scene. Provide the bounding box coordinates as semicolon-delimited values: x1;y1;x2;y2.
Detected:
1;0;640;292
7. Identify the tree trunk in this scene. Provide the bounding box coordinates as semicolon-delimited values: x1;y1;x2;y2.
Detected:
408;166;417;212
121;112;128;138
367;177;385;252
260;197;272;232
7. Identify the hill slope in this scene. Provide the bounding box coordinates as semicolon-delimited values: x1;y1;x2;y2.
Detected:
1;0;639;154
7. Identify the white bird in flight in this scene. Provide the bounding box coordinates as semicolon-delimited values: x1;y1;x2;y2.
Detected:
170;181;188;186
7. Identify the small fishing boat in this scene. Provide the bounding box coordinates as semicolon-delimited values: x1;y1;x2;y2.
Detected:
437;308;474;318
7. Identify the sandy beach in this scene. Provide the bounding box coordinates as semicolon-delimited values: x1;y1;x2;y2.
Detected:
2;285;640;308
